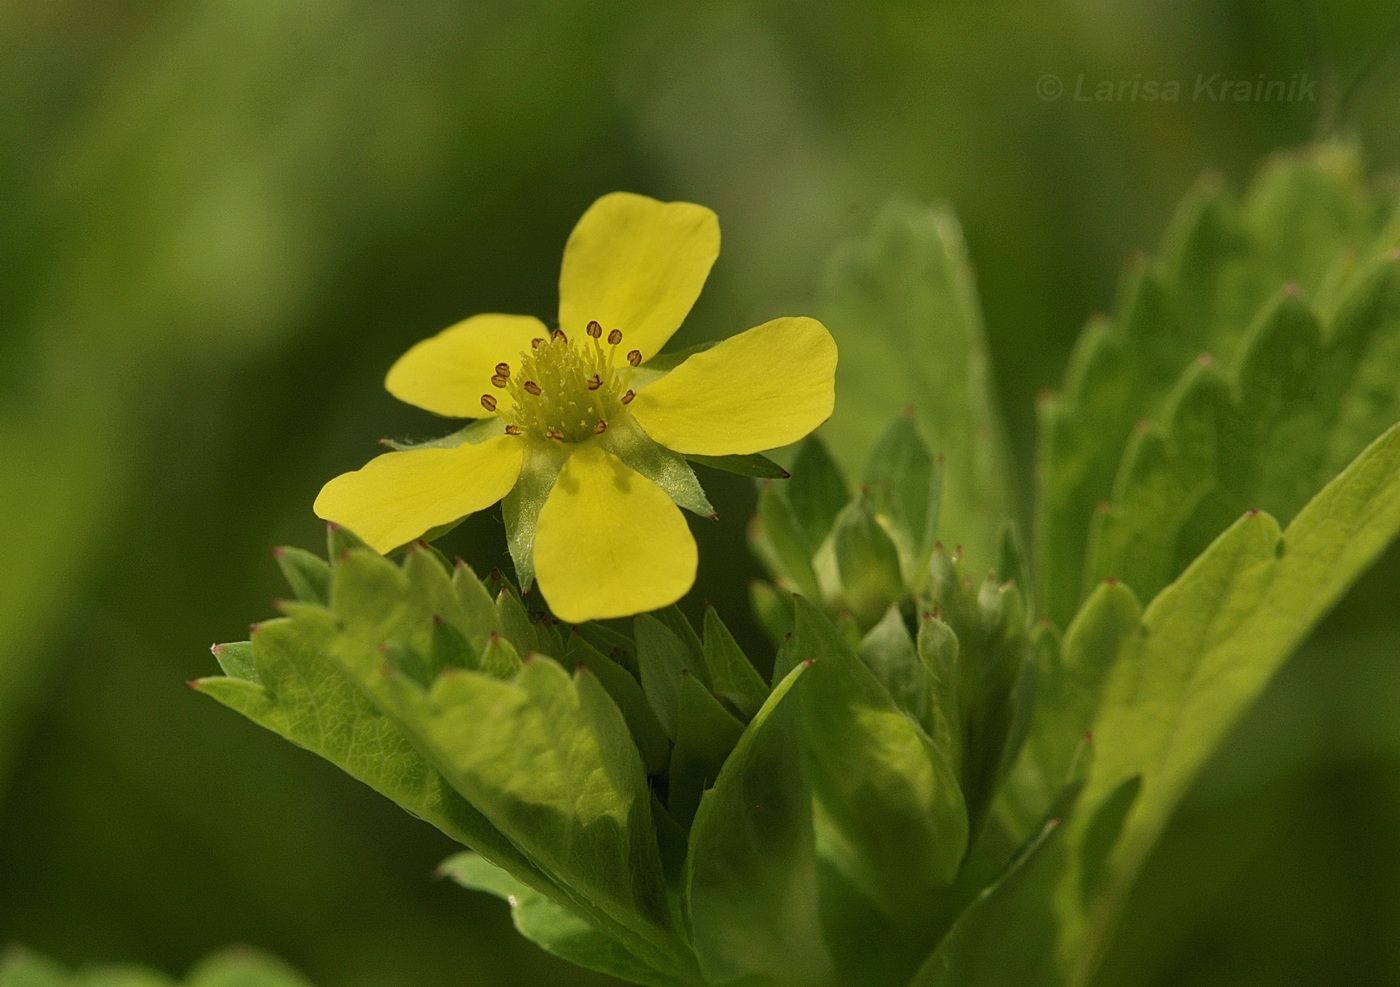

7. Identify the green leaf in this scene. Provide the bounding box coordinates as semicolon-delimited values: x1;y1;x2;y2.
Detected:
752;482;821;600
685;661;832;987
667;672;746;828
634;613;707;741
1054;421;1400;983
685;451;790;479
785;434;851;548
700;604;770;720
820;201;1015;574
441;853;697;987
563;630;671;777
1086;257;1400;604
1035;144;1400;626
195;606;549;893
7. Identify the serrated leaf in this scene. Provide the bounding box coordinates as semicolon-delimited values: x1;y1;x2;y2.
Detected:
440;853;697;987
820;201;1014;573
388;658;679;967
1086;259;1400;603
684;661;831;987
634;613;707;741
1036;144;1400;626
210;640;257;683
785;434;851;548
1045;421;1400;984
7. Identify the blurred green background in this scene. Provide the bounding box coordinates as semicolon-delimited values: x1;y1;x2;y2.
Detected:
2;2;1399;985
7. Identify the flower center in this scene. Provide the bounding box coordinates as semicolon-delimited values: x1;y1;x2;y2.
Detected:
481;321;641;442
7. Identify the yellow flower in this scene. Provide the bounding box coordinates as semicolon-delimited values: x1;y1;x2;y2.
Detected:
314;192;837;622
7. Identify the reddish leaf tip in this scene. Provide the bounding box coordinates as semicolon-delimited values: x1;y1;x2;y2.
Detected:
210;643;224;655
272;546;285;559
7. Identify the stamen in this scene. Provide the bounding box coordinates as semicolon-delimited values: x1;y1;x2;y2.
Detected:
593;420;608;434
531;337;544;349
494;362;511;377
586;320;603;338
627;349;642;366
491;374;508;388
551;329;568;342
607;329;623;345
480;394;498;412
586;373;603;390
621;389;635;404
524;381;542;395
546;428;564;440
504;424;522;435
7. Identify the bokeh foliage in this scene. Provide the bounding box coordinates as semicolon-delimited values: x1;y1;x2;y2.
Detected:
3;1;1400;986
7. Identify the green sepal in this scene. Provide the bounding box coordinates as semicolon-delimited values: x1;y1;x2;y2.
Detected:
601;415;714;517
858;604;932;735
832;489;905;628
786;434;851;548
379;417;503;452
700;604;770;720
666;671;746;828
273;545;331;606
501;436;569;592
916;610;962;780
440;852;696;987
685;451;789;479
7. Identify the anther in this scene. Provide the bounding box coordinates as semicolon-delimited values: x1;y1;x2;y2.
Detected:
480;394;498;412
593;420;608;434
491;374;508;388
627;349;642;366
494;362;511;377
504;424;522;435
551;329;568;342
607;329;623;345
622;389;635;404
524;381;542;396
586;373;603;390
546;428;564;440
586;321;603;338
531;337;544;349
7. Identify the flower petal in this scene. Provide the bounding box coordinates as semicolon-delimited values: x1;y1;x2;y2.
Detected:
313;435;523;553
629;317;837;455
534;443;697;622
385;314;548;417
558;193;719;361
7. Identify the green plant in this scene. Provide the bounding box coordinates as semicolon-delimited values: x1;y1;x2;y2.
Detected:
189;143;1400;987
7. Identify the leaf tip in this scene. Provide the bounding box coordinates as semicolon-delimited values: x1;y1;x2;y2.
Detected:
210;643;223;656
708;512;720;521
901;403;916;419
272;546;285;559
1196;351;1214;368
